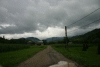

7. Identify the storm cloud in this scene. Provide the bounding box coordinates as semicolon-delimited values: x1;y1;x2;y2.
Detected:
0;0;100;39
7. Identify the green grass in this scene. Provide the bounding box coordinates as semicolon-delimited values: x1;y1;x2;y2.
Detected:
0;45;47;67
0;44;30;53
52;44;100;67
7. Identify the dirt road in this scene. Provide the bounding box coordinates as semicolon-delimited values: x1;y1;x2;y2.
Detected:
18;45;80;67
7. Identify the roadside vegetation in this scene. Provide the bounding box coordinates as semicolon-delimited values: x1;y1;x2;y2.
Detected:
52;44;100;67
0;44;30;53
0;45;47;67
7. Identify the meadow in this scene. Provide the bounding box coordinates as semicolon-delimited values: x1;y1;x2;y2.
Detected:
0;45;47;67
52;44;100;67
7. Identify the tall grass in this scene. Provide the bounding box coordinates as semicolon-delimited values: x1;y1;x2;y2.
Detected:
51;44;83;48
51;43;97;48
0;44;30;53
0;45;47;67
52;44;100;67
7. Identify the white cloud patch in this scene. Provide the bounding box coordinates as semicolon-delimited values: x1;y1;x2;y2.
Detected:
1;26;64;40
0;24;15;28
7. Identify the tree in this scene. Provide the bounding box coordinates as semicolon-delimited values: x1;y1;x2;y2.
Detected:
98;44;100;54
42;40;47;45
82;40;88;51
63;37;69;44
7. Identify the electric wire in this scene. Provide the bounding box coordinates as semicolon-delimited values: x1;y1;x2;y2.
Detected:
68;19;100;33
80;19;100;28
67;8;100;27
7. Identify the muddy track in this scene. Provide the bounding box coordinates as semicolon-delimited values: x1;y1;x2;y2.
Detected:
17;45;81;67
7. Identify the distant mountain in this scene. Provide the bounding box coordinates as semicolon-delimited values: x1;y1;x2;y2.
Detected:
26;37;40;41
70;28;100;43
20;37;40;42
45;37;64;42
20;38;25;40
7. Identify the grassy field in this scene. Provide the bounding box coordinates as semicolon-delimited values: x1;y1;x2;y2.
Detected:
0;45;47;67
52;44;100;67
0;44;30;53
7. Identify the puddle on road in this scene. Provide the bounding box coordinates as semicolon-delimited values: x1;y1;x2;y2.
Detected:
0;65;2;67
49;61;76;67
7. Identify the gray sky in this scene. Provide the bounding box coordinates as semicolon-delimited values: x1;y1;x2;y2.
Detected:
0;0;100;40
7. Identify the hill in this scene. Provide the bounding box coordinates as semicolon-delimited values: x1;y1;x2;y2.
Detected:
20;37;40;42
45;37;64;42
70;28;100;44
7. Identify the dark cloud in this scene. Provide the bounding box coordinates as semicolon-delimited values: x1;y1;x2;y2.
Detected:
0;0;100;39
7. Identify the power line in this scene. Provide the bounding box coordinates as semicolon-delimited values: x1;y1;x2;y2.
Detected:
80;18;100;28
67;8;100;27
68;19;100;33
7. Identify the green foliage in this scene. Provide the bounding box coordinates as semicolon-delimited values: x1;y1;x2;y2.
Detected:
42;40;47;45
82;41;89;51
0;36;29;44
52;44;100;67
70;28;100;44
0;45;47;67
0;44;30;53
31;41;35;45
63;37;69;43
48;37;69;45
98;44;100;54
51;44;83;48
48;41;56;44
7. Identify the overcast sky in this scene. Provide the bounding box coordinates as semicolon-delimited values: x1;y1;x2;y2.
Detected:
0;0;100;40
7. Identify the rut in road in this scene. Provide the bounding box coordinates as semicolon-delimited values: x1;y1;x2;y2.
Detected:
18;45;80;67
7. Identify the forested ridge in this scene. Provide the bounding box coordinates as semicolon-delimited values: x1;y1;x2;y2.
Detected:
70;28;100;44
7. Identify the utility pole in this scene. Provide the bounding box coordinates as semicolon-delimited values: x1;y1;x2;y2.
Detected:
65;26;68;50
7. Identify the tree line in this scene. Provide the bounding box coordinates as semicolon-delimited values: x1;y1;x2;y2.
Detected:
0;36;29;44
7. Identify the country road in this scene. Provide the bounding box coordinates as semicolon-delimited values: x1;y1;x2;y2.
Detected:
17;45;80;67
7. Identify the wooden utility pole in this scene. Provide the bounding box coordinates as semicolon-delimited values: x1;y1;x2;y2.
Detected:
65;26;68;50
